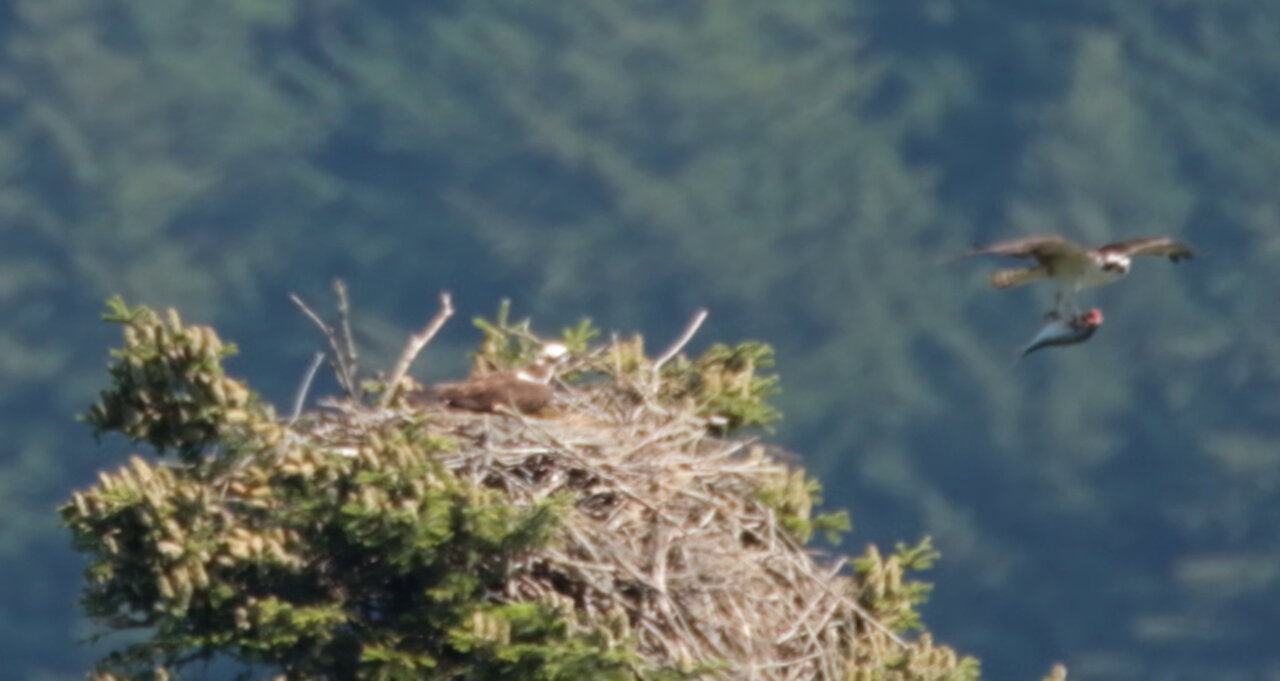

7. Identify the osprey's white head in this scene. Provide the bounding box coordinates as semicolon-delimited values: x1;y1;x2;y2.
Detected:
514;343;571;384
538;342;570;363
1098;251;1131;275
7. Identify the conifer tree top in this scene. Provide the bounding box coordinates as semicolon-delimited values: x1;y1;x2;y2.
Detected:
67;292;981;681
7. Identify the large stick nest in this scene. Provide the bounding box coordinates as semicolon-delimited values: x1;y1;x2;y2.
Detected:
305;358;942;680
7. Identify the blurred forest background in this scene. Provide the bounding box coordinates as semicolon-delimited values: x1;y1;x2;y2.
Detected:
2;1;1278;679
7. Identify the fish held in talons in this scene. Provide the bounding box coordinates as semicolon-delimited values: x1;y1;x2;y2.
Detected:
1015;308;1104;361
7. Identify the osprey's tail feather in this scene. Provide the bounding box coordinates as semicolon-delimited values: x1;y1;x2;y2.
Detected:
990;266;1049;289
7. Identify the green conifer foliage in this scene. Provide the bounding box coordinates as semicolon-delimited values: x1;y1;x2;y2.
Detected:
65;299;983;680
84;297;256;461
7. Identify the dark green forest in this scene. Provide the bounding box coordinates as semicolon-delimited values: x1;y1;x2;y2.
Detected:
3;1;1278;679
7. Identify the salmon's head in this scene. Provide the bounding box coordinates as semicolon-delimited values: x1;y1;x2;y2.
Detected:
1079;308;1104;329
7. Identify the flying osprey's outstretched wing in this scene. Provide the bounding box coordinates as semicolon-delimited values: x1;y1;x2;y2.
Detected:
959;235;1093;289
962;235;1089;263
1096;237;1194;263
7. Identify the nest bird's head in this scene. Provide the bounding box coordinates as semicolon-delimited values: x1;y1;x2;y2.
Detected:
515;342;572;384
538;342;570;364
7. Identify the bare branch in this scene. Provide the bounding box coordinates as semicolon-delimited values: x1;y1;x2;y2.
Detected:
653;308;709;371
334;279;359;383
289;292;331;337
379;292;455;407
289;292;358;397
288;351;326;426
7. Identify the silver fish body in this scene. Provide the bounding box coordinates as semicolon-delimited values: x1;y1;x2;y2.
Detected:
1017;308;1104;359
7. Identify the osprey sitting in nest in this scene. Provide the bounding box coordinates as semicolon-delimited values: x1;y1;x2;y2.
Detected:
410;342;569;414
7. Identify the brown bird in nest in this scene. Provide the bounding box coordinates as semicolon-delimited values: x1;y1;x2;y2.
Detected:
410;342;570;413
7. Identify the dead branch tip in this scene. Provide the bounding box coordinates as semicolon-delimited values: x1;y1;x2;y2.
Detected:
379;292;455;407
288;351;327;426
653;308;709;372
290;290;360;397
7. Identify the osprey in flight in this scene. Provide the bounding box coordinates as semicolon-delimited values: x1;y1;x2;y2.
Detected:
959;235;1193;313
